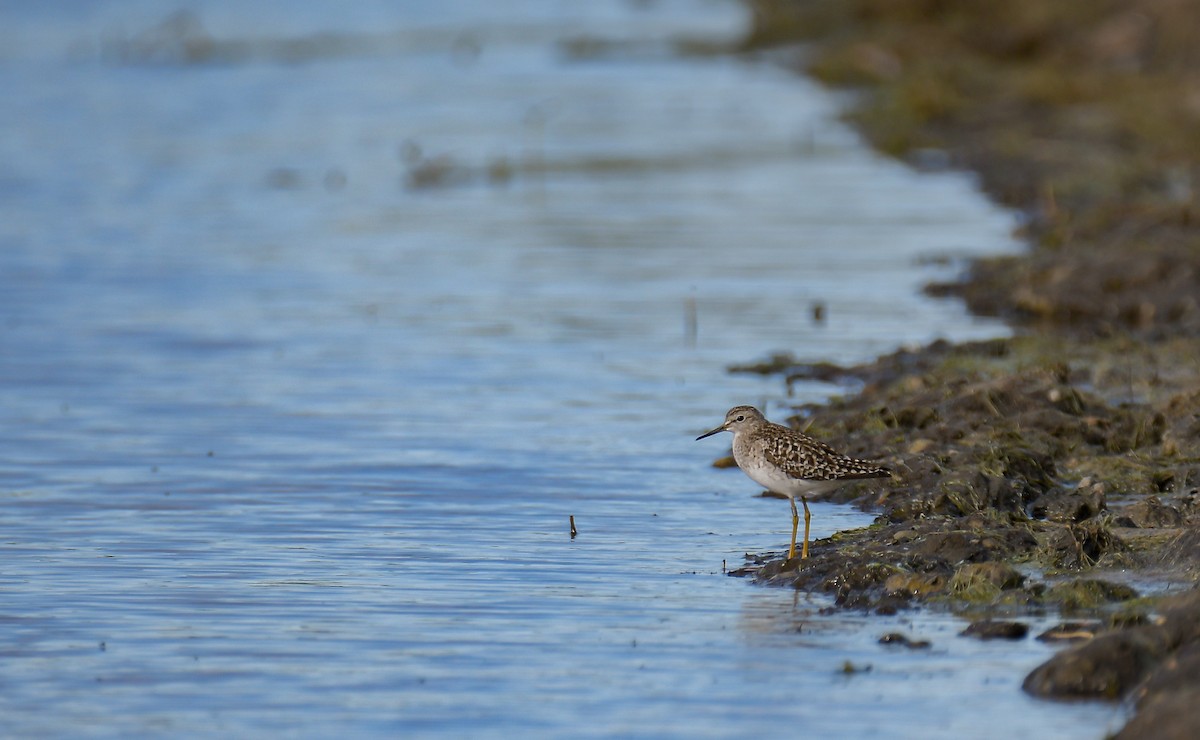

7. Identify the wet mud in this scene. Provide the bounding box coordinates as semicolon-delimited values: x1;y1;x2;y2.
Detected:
723;334;1200;736
733;1;1200;734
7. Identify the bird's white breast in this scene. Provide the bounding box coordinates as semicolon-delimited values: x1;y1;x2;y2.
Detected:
733;434;845;499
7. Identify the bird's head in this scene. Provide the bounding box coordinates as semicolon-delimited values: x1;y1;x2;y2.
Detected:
696;405;764;440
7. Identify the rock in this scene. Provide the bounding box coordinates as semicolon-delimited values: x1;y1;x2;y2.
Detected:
831;563;910;608
840;660;872;675
883;572;947;599
949;562;1025;602
1024;590;1200;702
1104;410;1167;453
1043;519;1126;569
1129;641;1200;711
1045;578;1139;610
1037;621;1104;643
961;619;1029;640
895;406;938;429
1030;480;1106;522
1023;628;1172;699
1118;642;1200;739
1114;690;1200;740
725;565;759;578
1121;496;1185;528
999;446;1058;494
728;352;800;375
912;530;989;566
879;632;932;649
1110;610;1152;629
1159;529;1200;568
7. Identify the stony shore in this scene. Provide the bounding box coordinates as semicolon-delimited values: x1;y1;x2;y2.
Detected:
725;2;1200;736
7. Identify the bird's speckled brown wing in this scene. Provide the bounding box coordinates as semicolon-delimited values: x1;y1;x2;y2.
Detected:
756;423;889;482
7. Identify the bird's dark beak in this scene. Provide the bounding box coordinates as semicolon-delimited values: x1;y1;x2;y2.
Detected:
695;424;726;441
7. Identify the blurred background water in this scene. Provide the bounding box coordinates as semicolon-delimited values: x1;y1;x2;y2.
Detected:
0;1;1122;737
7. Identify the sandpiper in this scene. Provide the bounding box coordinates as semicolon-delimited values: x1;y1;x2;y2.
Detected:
697;405;890;560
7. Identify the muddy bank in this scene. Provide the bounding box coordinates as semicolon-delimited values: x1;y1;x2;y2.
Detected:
741;0;1200;338
726;336;1200;607
729;1;1200;735
722;338;1200;736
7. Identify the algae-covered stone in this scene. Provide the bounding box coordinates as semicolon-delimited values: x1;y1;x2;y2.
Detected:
1024;590;1200;709
1045;578;1139;610
949;562;1025;603
1023;628;1172;700
883;572;946;599
1041;519;1127;569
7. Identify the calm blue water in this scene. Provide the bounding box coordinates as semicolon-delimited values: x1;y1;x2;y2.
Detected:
0;1;1121;737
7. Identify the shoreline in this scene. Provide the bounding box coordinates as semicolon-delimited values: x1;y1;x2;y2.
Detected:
729;2;1200;736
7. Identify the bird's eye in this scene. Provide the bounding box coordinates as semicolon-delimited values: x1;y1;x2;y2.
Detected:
735;415;744;422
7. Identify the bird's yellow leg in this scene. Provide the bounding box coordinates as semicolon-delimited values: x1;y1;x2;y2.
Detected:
801;497;811;559
788;497;799;560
